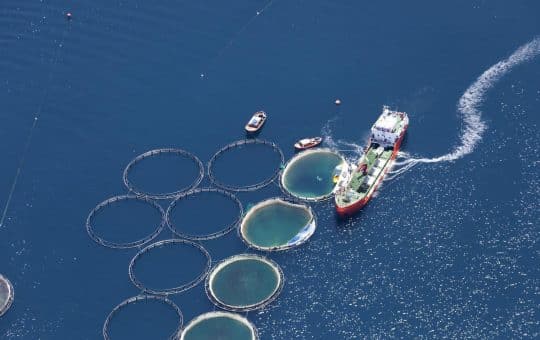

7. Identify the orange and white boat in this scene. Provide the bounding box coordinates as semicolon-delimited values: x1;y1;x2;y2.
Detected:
294;137;323;151
245;111;267;133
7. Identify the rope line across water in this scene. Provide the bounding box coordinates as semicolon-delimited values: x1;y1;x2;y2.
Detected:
102;295;183;340
128;239;212;295
207;139;284;192
86;195;165;249
123;148;204;199
166;188;243;241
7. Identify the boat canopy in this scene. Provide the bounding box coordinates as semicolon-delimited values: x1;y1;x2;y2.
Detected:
249;117;261;126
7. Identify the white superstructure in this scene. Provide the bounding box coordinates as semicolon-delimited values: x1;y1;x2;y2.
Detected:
370;106;408;146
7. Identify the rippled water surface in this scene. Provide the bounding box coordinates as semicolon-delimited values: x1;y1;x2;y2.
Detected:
0;0;539;338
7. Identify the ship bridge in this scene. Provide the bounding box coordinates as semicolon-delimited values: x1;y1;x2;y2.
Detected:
370;106;405;146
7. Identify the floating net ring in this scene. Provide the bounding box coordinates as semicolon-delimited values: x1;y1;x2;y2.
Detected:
179;311;259;340
238;197;317;252
205;254;284;312
0;274;14;317
86;195;165;249
207;139;284;192
279;148;347;202
166;188;243;241
123;148;204;199
103;295;183;340
128;239;211;295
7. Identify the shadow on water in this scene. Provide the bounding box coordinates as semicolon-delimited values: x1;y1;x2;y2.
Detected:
245;129;263;139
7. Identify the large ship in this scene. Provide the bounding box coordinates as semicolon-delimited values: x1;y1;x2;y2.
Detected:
334;106;409;216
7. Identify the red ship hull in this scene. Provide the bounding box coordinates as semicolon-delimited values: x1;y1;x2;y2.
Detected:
335;124;408;217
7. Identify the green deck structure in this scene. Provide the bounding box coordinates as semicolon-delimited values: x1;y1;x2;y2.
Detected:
335;147;393;205
335;106;408;209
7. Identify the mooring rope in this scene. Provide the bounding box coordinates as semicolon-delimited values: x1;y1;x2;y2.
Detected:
1;19;72;227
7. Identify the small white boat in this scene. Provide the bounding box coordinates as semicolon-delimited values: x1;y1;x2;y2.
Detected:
294;137;323;151
245;111;267;133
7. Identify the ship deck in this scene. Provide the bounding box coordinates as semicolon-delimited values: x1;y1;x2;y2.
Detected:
335;108;407;208
335;146;393;206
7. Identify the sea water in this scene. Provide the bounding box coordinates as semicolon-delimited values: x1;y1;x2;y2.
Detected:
1;0;539;338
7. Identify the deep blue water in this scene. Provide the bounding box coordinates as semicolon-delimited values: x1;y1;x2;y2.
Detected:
1;0;539;338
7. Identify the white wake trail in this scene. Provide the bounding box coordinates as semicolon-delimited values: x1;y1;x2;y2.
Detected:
321;118;365;164
390;37;540;177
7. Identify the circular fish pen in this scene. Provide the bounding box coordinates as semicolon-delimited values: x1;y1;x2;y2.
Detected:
280;148;347;201
103;295;183;340
239;198;316;251
123;148;204;199
166;188;243;241
129;239;211;295
0;274;14;317
179;311;258;340
86;195;165;249
208;139;284;192
205;254;283;312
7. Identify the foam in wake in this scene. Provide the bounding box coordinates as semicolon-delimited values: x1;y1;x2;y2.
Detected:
388;37;540;180
321;117;365;164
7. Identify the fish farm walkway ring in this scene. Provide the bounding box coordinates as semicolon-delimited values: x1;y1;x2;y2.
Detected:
279;148;346;202
123;148;204;199
166;188;243;241
103;295;183;340
128;239;212;295
0;274;14;317
207;139;284;192
205;254;284;312
179;311;259;340
86;195;165;249
238;197;317;252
